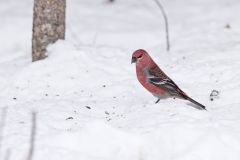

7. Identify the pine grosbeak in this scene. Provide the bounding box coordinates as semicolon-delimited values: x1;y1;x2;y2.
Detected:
131;49;206;110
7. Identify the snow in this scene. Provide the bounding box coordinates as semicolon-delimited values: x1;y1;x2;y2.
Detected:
1;0;240;159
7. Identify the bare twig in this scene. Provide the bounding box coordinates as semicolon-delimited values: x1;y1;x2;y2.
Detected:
27;112;37;160
0;107;7;158
4;148;11;160
153;0;170;51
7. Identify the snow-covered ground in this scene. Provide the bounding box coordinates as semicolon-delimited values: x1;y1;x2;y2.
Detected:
1;0;240;159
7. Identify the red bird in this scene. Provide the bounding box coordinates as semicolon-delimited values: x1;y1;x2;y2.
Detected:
131;49;206;110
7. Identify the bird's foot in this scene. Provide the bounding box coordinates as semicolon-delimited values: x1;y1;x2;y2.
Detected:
155;99;160;104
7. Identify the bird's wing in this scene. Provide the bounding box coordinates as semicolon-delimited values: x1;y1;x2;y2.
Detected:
144;66;186;97
149;77;178;90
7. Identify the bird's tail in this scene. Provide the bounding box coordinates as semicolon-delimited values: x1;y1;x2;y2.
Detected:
176;88;206;110
186;96;206;110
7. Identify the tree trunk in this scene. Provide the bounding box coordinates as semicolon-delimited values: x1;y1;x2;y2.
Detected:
32;0;66;62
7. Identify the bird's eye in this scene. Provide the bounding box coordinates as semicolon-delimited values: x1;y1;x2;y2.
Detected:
138;54;143;59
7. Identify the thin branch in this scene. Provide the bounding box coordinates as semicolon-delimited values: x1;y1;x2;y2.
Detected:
4;148;11;160
0;107;7;158
153;0;170;51
27;112;37;160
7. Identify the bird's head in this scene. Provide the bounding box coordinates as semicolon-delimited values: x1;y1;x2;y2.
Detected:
131;49;149;64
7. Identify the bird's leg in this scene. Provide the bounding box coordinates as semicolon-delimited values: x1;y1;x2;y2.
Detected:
155;98;160;104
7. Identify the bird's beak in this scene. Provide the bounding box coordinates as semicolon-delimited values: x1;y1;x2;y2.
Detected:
131;57;137;64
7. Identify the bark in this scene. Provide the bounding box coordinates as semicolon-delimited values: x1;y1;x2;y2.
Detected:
32;0;66;62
